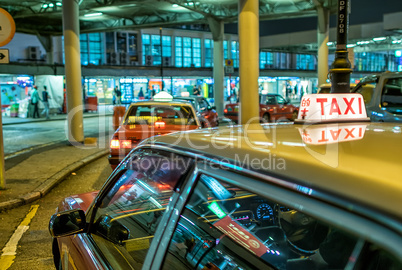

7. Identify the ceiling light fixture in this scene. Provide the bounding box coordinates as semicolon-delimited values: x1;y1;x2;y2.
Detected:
84;12;103;17
373;37;386;41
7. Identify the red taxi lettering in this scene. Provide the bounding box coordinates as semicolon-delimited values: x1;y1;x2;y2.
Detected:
343;98;355;114
301;98;311;107
315;96;363;116
318;127;363;143
316;98;327;116
344;128;355;139
318;130;329;143
329;98;341;115
329;129;342;140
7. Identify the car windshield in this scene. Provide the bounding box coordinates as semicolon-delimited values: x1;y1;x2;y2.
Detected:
381;77;402;114
124;105;196;125
175;99;197;110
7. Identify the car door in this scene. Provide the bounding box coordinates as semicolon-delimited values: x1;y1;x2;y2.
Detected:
275;95;292;120
147;161;402;270
61;148;194;269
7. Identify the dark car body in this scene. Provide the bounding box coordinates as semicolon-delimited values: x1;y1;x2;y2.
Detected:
224;94;298;123
173;96;219;127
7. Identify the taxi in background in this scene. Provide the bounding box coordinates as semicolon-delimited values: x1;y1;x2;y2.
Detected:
49;92;402;270
173;94;219;127
352;71;402;122
224;92;298;123
318;83;356;93
108;92;200;169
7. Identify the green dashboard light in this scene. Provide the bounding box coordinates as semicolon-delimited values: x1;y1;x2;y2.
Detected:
208;201;226;219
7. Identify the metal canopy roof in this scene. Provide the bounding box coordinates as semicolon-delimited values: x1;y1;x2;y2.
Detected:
1;0;337;36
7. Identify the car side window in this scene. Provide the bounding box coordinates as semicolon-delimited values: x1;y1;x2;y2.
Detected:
276;95;286;104
162;174;401;270
91;150;193;269
381;78;402;114
199;99;208;112
266;96;276;105
355;83;375;104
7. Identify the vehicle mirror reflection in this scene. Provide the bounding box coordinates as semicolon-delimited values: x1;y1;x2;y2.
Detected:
49;209;86;237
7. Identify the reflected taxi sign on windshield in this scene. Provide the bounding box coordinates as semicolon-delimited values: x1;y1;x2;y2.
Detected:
295;93;370;124
298;123;368;145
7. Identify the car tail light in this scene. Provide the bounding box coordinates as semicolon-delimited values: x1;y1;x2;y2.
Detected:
110;139;132;149
120;140;132;148
110;139;120;149
204;115;210;119
155;121;166;128
157;183;171;190
224;109;228;113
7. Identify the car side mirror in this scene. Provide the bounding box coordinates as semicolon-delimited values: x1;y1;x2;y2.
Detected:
49;209;86;237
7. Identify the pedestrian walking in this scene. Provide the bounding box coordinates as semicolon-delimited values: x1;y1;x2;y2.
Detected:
41;85;51;120
31;85;40;118
114;86;122;104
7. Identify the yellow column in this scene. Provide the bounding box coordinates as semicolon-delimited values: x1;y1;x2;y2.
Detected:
239;0;260;124
0;93;5;189
62;0;84;144
317;7;330;88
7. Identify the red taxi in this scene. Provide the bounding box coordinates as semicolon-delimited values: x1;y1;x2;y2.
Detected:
108;97;200;169
49;92;402;270
173;96;219;127
224;93;298;123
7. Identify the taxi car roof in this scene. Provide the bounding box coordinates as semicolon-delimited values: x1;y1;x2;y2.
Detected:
143;122;402;219
128;100;194;106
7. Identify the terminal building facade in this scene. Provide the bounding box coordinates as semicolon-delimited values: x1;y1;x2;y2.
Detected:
1;13;402;113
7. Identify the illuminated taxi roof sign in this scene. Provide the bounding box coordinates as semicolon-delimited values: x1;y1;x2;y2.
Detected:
295;93;370;124
153;91;173;102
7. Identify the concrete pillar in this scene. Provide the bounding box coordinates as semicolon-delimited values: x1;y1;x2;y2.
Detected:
38;35;54;65
207;17;225;118
239;0;259;124
62;0;84;143
317;6;330;87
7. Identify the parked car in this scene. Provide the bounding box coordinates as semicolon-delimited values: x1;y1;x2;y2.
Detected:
352;71;402;122
318;83;356;93
173;95;219;127
108;97;200;169
49;92;402;270
224;93;298;123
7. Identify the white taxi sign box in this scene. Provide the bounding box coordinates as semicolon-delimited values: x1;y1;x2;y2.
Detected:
153;91;173;102
298;123;368;145
295;93;370;124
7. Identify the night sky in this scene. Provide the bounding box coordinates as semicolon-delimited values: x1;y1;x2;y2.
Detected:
224;0;402;35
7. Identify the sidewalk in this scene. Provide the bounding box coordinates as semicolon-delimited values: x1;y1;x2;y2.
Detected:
2;104;114;125
0;104;116;212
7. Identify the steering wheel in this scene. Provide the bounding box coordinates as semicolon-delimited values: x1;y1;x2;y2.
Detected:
275;204;329;256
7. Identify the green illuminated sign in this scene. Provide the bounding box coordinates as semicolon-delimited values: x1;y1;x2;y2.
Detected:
208;201;226;219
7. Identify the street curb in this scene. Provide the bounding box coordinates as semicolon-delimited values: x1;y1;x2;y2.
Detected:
2;113;113;126
0;149;109;212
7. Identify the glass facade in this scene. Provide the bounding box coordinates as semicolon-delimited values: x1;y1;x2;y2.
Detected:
73;30;401;75
205;39;213;67
231;41;239;68
79;33;104;65
296;54;315;70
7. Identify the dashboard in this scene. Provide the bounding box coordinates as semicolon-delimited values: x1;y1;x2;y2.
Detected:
228;196;276;228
